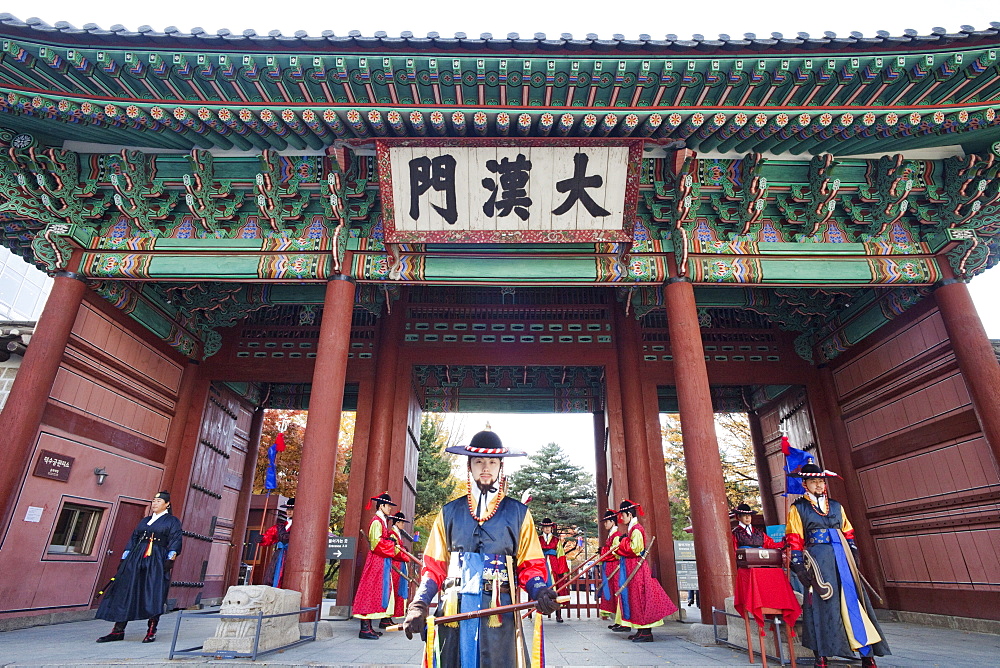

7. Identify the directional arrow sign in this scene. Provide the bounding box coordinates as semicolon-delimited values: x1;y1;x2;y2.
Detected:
326;535;355;560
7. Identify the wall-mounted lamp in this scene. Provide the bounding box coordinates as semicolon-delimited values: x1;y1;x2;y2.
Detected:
94;467;109;486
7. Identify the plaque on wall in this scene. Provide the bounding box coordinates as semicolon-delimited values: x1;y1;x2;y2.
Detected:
32;450;74;482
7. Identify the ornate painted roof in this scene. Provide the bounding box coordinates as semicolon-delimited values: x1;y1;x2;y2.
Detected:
2;15;999;53
2;15;1000;154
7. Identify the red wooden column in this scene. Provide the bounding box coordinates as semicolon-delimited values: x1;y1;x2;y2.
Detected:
0;271;87;529
612;307;659;554
363;300;406;503
663;277;734;623
283;275;356;612
594;411;609;545
337;375;375;606
934;279;1000;464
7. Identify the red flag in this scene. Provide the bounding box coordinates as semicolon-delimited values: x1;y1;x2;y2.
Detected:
275;432;286;452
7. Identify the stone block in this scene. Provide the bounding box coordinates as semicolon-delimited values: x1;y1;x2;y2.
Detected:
203;585;302;655
301;620;335;639
685;622;718;646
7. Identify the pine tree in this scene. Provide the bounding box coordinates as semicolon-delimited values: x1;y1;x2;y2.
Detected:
412;414;462;551
507;442;596;535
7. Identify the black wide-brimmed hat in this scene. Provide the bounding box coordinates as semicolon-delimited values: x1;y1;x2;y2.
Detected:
366;491;397;510
540;517;556;527
445;430;526;458
280;497;295;510
388;511;408;523
733;503;754;515
791;463;840;478
600;508;618;523
618;498;644;516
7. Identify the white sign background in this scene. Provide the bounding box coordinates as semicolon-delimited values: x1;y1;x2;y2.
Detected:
388;145;630;234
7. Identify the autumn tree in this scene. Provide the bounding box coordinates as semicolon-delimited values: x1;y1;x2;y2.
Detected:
661;412;761;539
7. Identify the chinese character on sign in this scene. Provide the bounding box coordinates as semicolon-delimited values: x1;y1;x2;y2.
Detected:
553;152;611;217
408;155;458;224
481;154;533;220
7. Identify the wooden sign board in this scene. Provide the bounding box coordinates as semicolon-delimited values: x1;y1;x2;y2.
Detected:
33;449;74;482
377;139;643;243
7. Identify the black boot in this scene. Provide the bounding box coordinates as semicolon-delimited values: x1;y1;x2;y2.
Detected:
142;616;160;643
358;619;379;640
631;628;654;643
610;623;628;632
97;621;127;643
556;609;564;623
861;657;877;668
379;617;395;629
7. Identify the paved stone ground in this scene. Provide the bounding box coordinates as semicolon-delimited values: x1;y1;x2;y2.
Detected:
1;605;997;667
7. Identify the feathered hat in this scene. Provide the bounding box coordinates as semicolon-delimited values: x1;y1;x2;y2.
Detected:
618;498;644;516
791;463;840;478
366;491;397;510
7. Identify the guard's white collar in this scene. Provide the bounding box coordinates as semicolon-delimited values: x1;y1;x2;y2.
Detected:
148;510;168;525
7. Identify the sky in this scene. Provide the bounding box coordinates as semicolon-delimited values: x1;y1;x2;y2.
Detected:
12;0;1000;471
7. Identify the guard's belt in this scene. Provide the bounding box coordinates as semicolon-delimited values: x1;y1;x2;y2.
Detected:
807;529;832;544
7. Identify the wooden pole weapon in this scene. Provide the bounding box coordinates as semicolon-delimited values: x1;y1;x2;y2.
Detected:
385;595;571;631
359;528;420;564
612;535;657;597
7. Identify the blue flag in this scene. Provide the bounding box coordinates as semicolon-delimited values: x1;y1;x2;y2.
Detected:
265;441;278;490
782;436;812;496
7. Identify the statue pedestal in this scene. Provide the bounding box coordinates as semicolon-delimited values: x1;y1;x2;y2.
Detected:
203;585;301;654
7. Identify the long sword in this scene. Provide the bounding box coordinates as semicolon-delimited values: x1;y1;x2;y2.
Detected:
612;535;657;597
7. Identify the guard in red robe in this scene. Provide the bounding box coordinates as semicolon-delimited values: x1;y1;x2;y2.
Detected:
598;508;624;628
538;518;568;623
382;510;412;628
612;499;678;642
353;491;411;639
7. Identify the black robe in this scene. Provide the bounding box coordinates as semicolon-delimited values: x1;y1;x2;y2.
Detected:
96;513;183;622
792;498;890;659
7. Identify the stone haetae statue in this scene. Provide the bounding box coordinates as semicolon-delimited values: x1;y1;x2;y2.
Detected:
203;585;301;654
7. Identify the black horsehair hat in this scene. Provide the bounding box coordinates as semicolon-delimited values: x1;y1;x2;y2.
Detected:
601;508;618;523
280;497;295;509
445;430;526;458
541;517;556;527
791;463;840;478
389;510;409;523
734;503;754;515
366;491;398;510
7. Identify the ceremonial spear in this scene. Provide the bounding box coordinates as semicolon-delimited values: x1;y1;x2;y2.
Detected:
612;535;657;597
384;595;572;631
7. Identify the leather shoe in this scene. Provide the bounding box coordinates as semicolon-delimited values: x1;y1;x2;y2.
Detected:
610;624;629;632
142;632;156;643
632;632;653;643
96;632;124;643
861;658;877;667
358;629;379;640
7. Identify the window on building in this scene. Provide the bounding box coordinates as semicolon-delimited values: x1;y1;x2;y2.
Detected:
48;503;104;555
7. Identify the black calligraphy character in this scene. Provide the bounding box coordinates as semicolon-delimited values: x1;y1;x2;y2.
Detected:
481;154;533;220
408;155;458;224
552;152;611;217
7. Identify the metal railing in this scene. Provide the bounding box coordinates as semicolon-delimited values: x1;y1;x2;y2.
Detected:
168;605;320;661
